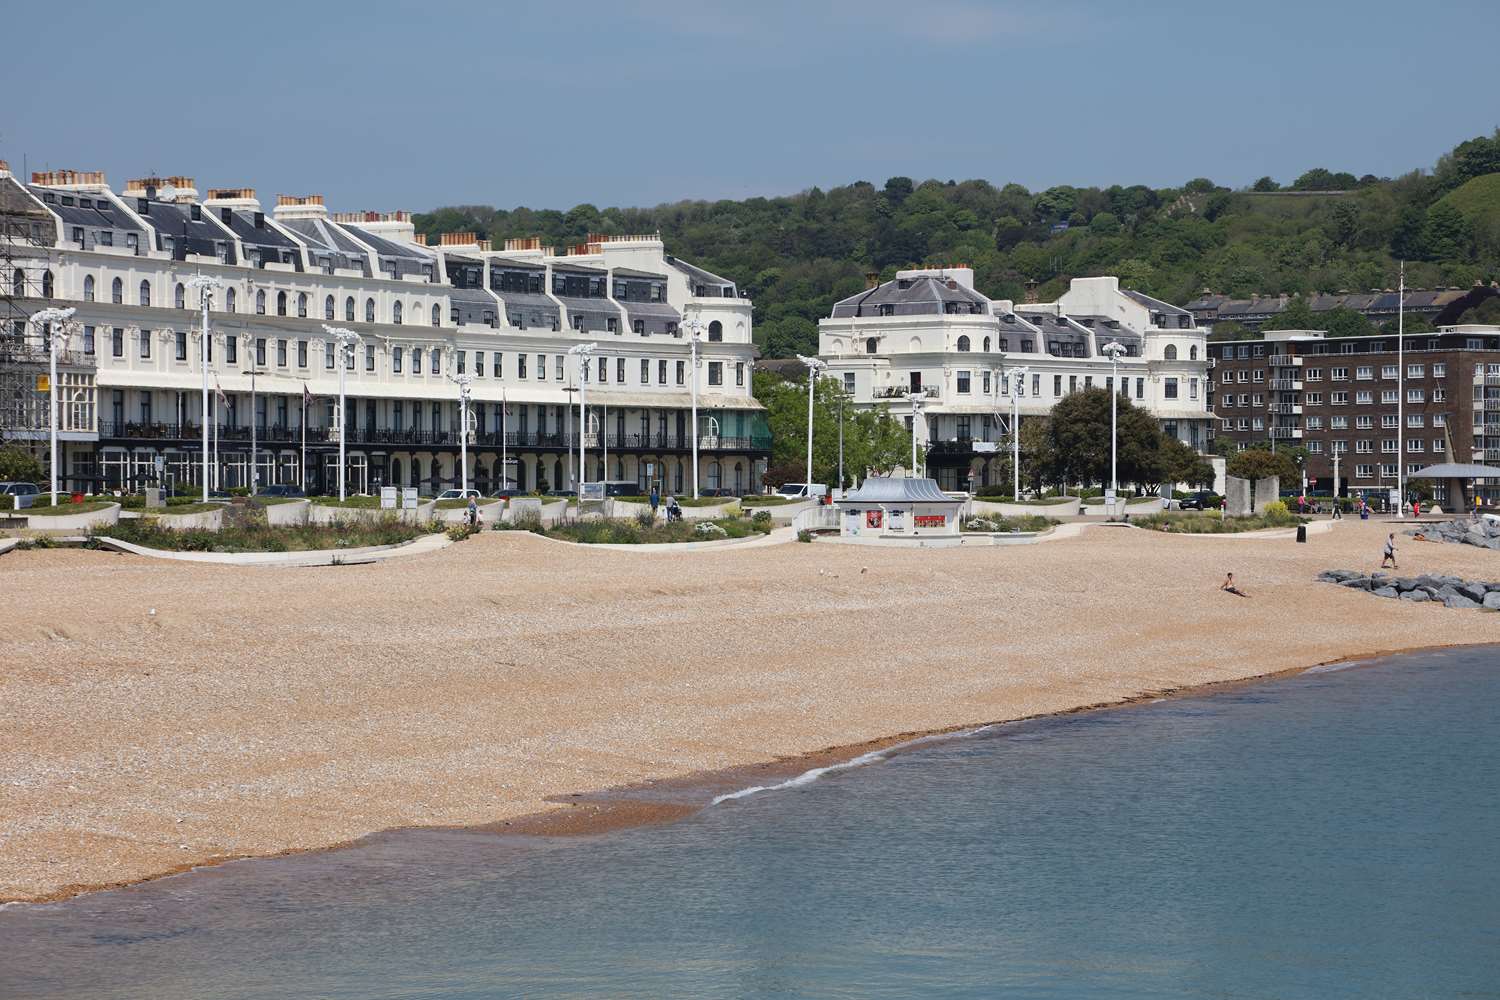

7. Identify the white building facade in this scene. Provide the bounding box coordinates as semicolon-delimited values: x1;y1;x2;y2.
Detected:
1;167;768;496
817;269;1212;491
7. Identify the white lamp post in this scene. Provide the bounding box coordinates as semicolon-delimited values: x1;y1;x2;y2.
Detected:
186;274;221;502
240;367;267;494
567;342;597;494
30;306;76;506
446;370;474;494
1396;261;1406;518
684;318;705;498
904;391;926;479
1008;365;1030;500
322;324;360;501
1102;341;1127;500
797;354;828;493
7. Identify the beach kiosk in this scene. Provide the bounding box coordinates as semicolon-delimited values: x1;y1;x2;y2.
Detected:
836;476;963;540
1407;462;1500;514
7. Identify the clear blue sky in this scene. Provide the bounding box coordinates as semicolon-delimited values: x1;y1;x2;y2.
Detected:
4;0;1496;213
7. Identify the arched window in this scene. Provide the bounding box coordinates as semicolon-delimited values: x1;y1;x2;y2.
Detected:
391;458;402;486
393;301;403;325
175;283;185;309
982;336;991;352
276;291;287;316
345;297;355;321
865;337;878;355
431;304;441;327
1189;344;1199;360
43;271;54;298
112;277;123;303
365;298;375;323
84;275;95;302
708;320;723;342
10;269;21;296
324;295;334;320
139;280;151;306
226;287;236;313
1164;344;1178;361
255;289;266;315
553;460;564;491
297;292;308;318
956;335;970;352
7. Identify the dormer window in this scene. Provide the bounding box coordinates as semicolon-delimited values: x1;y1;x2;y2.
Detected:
878;304;895;317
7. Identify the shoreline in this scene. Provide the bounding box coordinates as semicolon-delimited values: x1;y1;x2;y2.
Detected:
6;637;1484;909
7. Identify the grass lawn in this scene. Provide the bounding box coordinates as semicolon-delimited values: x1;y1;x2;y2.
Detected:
307;495;386;508
102;517;433;553
1135;511;1306;534
19;500;113;517
740;496;801;507
520;516;772;545
250;496;301;507
434;498;501;510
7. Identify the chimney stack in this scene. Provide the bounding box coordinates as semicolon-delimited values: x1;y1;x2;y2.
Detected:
30;169;109;192
273;194;328;221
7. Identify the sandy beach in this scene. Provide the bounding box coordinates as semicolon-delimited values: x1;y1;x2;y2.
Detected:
3;518;1498;904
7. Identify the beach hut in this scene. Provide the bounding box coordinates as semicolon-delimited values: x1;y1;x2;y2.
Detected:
835;476;963;539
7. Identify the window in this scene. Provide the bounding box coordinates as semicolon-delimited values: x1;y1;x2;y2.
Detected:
365;344;375;372
1382;464;1398;478
174;330;187;361
708;320;723;342
1433;363;1446;377
1307;441;1323;454
842;371;854;394
1407;389;1424;403
639;359;648;383
1380;389;1398;404
1252;370;1264;382
1331;367;1349;381
1408;439;1424;453
434;351;442;375
345;297;355;322
1382;439;1398;453
1251;418;1264;431
72;226;84;244
1433;386;1446;402
393;301;403;325
1356;366;1372;380
658;360;668;385
83;274;95;302
708;361;723;386
1237;371;1248;383
956;335;970;352
139;280;151;306
393;347;403;374
1164;344;1178;361
475;352;485;377
297;292;307;318
276;291;287;316
325;342;335;369
1356;440;1373;453
1434;413;1446;427
277;339;288;367
1332;440;1348;454
1331;391;1348;405
1407;414;1424;427
1306;368;1322;381
365;299;375;323
957;370;971;394
518;354;528;379
1053;375;1062;396
1381;414;1398;429
1355;391;1372;404
1381;365;1398;379
632;320;645;335
112;277;123;304
1164;377;1178;399
1305;416;1323;430
1408;364;1424;378
1306;392;1323;405
1190;378;1199;400
139;328;151;360
675;360;685;385
1356;415;1372;428
432;304;441;327
617;358;625;383
111;328;124;357
1356;464;1374;480
83;325;95;355
553;356;562;380
982;370;992;396
226;337;236;365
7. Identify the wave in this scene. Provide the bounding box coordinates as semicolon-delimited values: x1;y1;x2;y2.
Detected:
710;724;996;806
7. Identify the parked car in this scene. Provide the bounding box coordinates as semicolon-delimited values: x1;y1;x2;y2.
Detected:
1178;491;1222;511
774;483;828;500
490;488;527;499
0;482;40;497
697;487;736;498
544;489;577;499
259;484;306;498
435;489;482;502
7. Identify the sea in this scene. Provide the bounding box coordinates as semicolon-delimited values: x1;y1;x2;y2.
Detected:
1;646;1497;999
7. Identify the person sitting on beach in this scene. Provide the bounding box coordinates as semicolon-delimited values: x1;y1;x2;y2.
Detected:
1221;572;1248;597
1382;533;1397;569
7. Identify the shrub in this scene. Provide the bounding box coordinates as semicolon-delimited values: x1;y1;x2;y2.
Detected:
797;529;814;543
1264;499;1290;517
695;522;728;537
446;523;477;542
634;510;656;529
751;509;772;527
494;513;545;533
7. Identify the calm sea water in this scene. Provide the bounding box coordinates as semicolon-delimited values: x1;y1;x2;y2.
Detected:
3;647;1498;999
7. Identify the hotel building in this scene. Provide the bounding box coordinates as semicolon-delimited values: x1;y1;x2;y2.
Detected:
816;270;1213;490
1209;326;1500;505
0;165;768;496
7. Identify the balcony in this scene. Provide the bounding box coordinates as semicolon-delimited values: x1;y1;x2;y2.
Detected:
1270;427;1304;440
1481;397;1500;411
1269;379;1303;391
1267;355;1304;368
1269;403;1303;415
873;385;940;400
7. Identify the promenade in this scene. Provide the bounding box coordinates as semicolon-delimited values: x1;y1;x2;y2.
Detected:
3;518;1498;903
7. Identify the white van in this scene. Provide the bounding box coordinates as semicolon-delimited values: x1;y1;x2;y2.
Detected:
774;483;828;500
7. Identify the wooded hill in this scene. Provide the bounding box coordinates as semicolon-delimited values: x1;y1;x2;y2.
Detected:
415;130;1500;358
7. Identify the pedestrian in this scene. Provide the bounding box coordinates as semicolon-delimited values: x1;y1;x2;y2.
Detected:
1412;499;1421;519
467;495;478;528
1332;499;1343;520
1382;532;1397;570
650;485;660;520
1221;572;1248;597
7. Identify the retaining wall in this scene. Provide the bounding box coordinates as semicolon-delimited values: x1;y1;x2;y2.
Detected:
24;502;121;532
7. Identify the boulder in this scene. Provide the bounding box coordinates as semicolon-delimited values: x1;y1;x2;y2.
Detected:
1373;586;1399;599
1444;593;1481;610
1458;581;1488;603
1400;590;1432;602
1340;577;1372;590
1484;592;1500;610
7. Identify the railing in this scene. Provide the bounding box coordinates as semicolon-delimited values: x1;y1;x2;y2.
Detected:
1269;379;1303;391
1482;397;1500;411
793;504;841;533
1268;355;1304;367
1269;403;1302;415
1269;427;1304;439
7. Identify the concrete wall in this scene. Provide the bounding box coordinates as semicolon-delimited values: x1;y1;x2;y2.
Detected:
155;507;225;531
24;502;121;531
309;500;435;525
264;498;310;526
971;497;1081;518
1225;475;1280;515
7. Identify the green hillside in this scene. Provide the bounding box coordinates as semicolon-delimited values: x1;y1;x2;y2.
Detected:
415;130;1500;358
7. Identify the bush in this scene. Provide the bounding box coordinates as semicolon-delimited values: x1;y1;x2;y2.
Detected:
695;522;728;538
797;529;814;543
1135;510;1305;534
446;523;477;542
751;509;772;527
493;513;545;534
1263;499;1290;517
634;510;656;529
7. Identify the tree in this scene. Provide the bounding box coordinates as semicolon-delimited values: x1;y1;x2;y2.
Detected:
754;370;909;488
1045;387;1165;490
1251;176;1280;192
1321;306;1375;338
1262;296;1315;331
1226;448;1297;511
1158;436;1214;489
1420;202;1471;261
0;445;43;483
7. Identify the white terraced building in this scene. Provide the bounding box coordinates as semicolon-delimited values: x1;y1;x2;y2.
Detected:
0;166;768;496
817;269;1213;491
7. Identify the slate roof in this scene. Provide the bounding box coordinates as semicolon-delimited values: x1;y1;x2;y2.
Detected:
839;476;955;503
831;274;989;318
1123;289;1192;317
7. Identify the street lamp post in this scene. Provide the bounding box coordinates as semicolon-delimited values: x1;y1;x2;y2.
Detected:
683;318;705;499
1008;366;1030;501
322;324;360;501
1397;261;1406;518
30;307;76;506
1102;341;1127;500
447;370;474;493
240;368;267;494
567;342;597;494
186;275;221;502
796;354;828;493
904;391;926;479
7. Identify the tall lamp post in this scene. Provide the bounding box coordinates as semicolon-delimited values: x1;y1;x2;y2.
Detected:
30;306;76;506
447;370;474;493
903;391;926;479
1102;341;1127;500
1396;261;1406;517
1008;365;1030;501
567;342;597;494
797;354;828;492
321;324;360;500
186;274;221;502
240;367;267;494
683;318;705;498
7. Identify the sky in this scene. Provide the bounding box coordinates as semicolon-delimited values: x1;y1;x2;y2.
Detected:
3;0;1497;214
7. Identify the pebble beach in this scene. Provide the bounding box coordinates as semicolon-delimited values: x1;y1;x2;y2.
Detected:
3;518;1498;904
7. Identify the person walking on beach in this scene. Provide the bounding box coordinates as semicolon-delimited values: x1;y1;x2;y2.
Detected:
1331;500;1342;520
467;495;479;528
1221;572;1248;597
1382;533;1398;570
650;486;660;521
